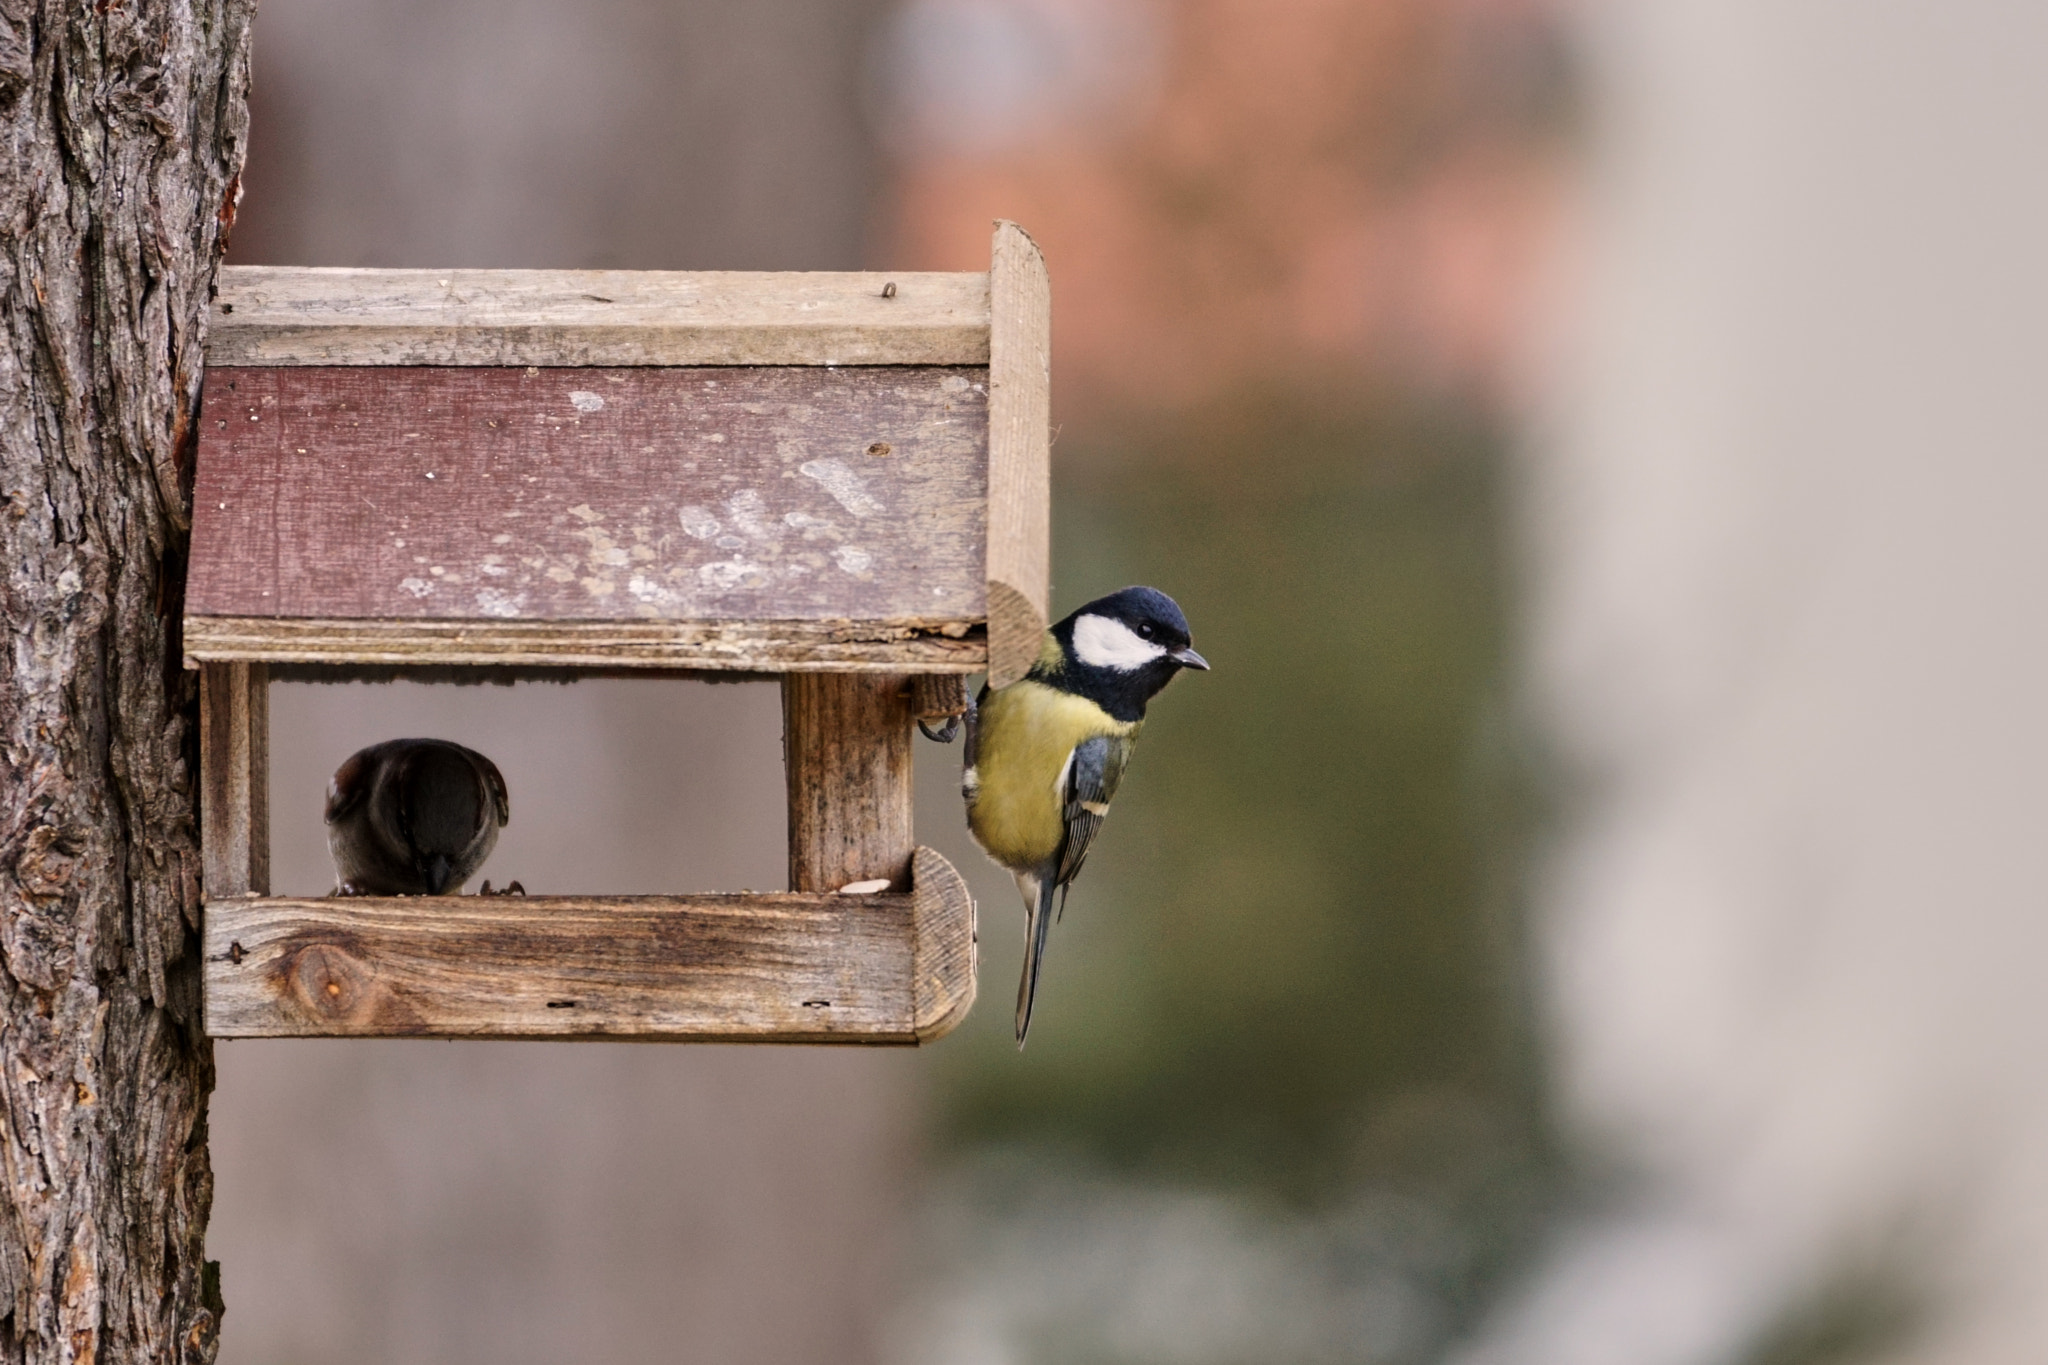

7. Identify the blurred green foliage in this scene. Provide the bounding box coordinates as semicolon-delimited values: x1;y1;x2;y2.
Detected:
928;399;1553;1220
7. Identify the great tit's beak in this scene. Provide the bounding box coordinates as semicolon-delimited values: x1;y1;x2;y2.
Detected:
1171;647;1210;670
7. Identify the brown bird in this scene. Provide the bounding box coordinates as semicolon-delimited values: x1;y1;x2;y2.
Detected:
325;738;509;896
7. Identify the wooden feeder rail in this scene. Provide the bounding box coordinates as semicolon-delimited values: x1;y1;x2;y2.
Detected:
202;847;974;1043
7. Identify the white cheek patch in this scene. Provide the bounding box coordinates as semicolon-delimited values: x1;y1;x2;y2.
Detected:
1071;613;1169;671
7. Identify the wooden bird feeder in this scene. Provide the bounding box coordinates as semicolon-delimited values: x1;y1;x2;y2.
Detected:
186;222;1052;1044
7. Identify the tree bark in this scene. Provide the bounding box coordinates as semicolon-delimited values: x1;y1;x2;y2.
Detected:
0;2;253;1362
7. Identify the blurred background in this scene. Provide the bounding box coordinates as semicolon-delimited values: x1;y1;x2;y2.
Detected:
205;2;2048;1362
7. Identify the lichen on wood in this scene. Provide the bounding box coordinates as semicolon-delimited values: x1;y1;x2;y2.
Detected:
0;1;254;1360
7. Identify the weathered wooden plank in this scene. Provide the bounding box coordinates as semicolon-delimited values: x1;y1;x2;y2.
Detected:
201;847;977;1041
187;365;989;632
910;846;977;1040
205;894;904;1038
182;616;986;671
986;221;1052;688
911;673;971;720
199;661;269;898
208;267;993;368
783;674;915;892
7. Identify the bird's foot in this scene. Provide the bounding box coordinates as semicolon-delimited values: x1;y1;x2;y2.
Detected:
919;715;962;743
477;879;526;896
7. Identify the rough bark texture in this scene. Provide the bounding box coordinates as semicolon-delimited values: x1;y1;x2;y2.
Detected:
0;2;253;1362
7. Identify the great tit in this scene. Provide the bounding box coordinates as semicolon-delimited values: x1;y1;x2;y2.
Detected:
964;586;1208;1044
325;738;509;896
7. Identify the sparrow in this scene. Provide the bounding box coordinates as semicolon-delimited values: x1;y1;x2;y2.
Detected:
964;586;1208;1044
325;738;509;896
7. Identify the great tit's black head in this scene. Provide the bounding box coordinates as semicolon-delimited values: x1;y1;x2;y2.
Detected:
1051;586;1209;716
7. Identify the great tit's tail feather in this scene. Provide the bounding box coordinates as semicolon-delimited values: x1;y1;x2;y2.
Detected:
1014;872;1057;1047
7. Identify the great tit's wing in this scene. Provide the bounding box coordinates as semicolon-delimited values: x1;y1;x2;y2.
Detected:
1054;733;1134;893
1018;728;1132;1045
963;688;982;770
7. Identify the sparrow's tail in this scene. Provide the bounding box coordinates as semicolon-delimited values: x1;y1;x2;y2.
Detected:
1014;871;1057;1047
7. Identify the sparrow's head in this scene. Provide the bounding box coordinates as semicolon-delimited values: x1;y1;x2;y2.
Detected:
324;737;509;896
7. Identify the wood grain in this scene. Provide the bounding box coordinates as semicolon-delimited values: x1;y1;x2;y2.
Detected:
911;673;972;719
187;365;989;632
183;615;986;671
200;661;269;898
201;847;977;1042
207;267;992;368
783;674;915;892
986;221;1053;687
910;846;978;1040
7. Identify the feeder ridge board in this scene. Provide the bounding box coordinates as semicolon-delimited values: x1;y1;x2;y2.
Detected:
188;221;1052;1044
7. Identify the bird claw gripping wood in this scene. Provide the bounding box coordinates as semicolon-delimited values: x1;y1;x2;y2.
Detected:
477;879;526;896
912;675;973;742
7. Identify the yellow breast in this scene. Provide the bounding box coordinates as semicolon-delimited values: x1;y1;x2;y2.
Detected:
967;680;1138;870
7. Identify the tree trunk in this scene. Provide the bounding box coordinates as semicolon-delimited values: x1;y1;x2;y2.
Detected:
0;3;253;1362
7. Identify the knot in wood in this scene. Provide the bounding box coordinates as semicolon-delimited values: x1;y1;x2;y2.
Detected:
285;942;378;1023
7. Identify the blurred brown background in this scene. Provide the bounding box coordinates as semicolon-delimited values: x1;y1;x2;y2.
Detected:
210;1;2048;1362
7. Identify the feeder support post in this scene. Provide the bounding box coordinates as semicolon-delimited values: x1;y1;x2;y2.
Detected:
201;662;271;898
783;675;917;893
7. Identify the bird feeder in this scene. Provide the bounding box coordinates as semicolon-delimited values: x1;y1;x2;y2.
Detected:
185;222;1052;1044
